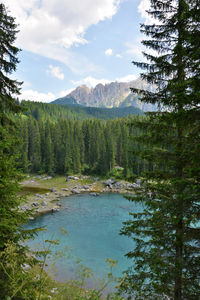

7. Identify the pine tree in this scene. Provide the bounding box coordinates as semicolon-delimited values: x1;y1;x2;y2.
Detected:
0;4;35;297
44;122;54;175
28;117;41;172
19;119;29;173
119;0;200;299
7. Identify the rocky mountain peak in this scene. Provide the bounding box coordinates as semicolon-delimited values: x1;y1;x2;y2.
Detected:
52;78;156;111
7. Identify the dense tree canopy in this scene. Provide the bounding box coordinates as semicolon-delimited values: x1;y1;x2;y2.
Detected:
119;0;200;299
0;4;34;298
17;112;147;177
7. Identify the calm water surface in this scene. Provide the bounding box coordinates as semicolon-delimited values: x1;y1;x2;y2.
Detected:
25;193;141;286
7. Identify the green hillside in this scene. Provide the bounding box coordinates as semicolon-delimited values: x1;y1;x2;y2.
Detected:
20;100;143;122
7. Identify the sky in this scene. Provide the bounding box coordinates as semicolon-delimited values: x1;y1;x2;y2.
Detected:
3;0;152;102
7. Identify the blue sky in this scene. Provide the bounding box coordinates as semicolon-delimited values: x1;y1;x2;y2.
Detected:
3;0;151;102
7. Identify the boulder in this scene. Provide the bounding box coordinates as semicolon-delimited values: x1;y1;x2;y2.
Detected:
22;263;30;271
22;205;30;211
35;193;43;198
127;183;139;189
41;201;47;206
71;189;80;194
136;179;141;186
52;207;60;213
31;202;39;207
61;188;69;191
90;192;100;196
113;181;124;189
43;176;52;180
104;179;115;186
50;188;57;192
82;185;89;190
67;176;79;180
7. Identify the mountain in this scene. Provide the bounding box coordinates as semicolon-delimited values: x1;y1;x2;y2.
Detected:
52;78;156;112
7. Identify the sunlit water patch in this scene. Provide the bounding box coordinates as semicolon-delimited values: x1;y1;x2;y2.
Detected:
25;193;141;289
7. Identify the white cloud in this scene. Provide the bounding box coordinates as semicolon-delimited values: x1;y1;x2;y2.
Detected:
59;88;74;97
71;76;111;87
116;53;122;58
138;0;151;22
138;0;165;24
47;65;64;80
71;74;137;88
19;89;55;102
3;0;122;73
105;48;113;56
116;74;137;82
19;87;76;102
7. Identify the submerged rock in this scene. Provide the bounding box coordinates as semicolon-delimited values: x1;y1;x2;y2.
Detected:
90;192;100;197
52;207;60;213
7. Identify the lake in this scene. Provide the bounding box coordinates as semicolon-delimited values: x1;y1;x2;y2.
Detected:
25;193;140;289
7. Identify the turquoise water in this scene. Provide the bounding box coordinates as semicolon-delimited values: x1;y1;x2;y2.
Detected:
25;193;141;287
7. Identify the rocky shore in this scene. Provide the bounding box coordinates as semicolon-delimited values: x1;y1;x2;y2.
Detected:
20;175;139;219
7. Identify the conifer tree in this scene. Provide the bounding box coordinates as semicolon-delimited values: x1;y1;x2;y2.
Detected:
119;0;200;299
0;4;35;297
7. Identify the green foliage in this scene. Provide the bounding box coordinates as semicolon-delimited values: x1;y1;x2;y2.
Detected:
119;0;200;299
108;167;124;180
0;4;38;298
16;112;147;177
20;100;143;122
0;4;22;116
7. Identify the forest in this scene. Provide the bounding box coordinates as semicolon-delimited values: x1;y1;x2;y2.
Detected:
17;101;145;177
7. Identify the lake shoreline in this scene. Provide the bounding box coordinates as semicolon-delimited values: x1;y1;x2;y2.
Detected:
20;175;136;218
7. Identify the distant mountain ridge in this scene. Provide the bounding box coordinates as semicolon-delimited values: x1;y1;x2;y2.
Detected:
52;78;156;112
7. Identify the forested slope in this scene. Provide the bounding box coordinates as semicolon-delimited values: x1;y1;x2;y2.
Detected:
20;100;143;122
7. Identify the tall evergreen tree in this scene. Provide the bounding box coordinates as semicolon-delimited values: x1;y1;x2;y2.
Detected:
0;4;34;297
119;0;200;299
